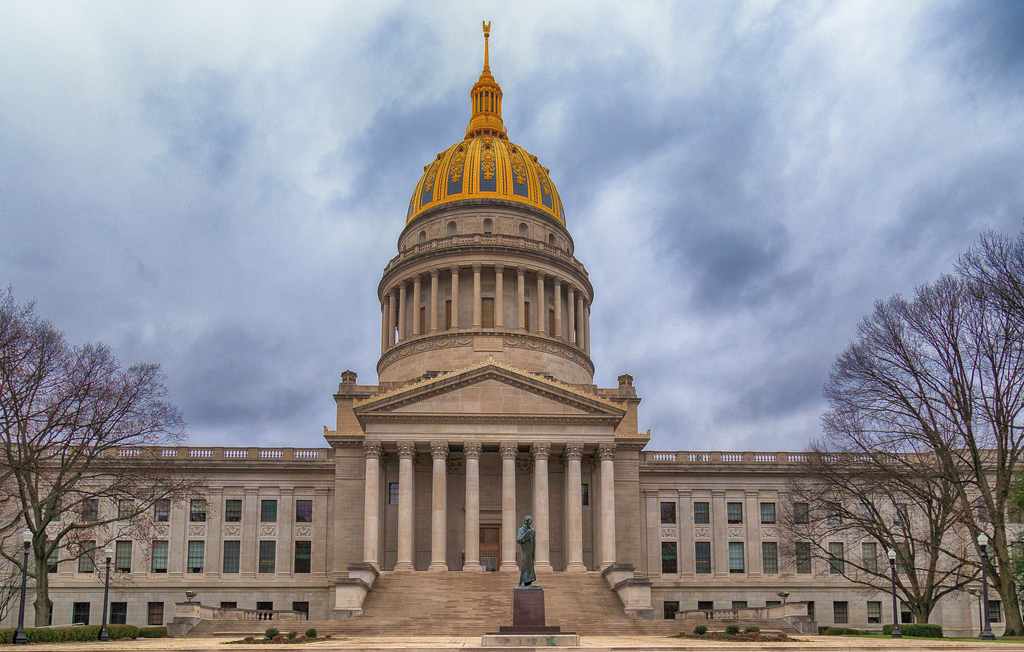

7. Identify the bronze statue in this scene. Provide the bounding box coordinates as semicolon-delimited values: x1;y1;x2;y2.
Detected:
517;515;536;586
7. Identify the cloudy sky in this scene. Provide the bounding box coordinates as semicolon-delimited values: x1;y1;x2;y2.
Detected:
2;1;1023;452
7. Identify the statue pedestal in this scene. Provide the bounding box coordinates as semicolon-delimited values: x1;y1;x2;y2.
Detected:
482;586;580;647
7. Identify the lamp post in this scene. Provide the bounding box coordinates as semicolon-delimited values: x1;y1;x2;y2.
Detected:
14;529;31;645
978;533;995;640
887;548;901;638
99;546;112;642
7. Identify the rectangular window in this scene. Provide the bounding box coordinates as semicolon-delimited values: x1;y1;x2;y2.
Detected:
581;484;589;506
82;498;99;522
663;601;679;620
693;502;710;525
224;499;242;522
698;600;714;611
261;499;277;522
760;502;776;524
867;601;881;624
894;503;909;525
110;602;127;625
115;540;132;573
896;542;910;574
794;502;809;524
47;548;58;573
766;600;781;607
990;600;1003;623
78;541;95;573
118;499;134;520
732;601;747;610
661;541;677;574
388;483;399;505
548;308;555;335
419;305;426;332
833;601;848;624
482;297;495;328
828;542;844;575
901;601;914;624
220;602;237;609
154;499;170;522
695;541;711;574
796;542;811;574
728;541;744;573
295;500;313;523
187;540;204;573
148;602;164;626
660;502;677;524
151;540;168;573
862;542;878;573
190;499;207;523
524;302;531;332
223;540;240;574
445;300;452;330
826;502;841;525
859;502;871;518
727;502;743;524
292;602;309;618
73;602;90;626
257;601;274;612
294;540;312;573
259;540;276;573
762;541;778;574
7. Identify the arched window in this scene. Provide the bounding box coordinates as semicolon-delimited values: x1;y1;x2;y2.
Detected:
548;234;556;247
419;230;427;244
447;221;458;236
482;218;493;234
519;223;529;238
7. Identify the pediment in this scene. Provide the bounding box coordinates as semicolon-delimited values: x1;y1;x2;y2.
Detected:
352;363;625;426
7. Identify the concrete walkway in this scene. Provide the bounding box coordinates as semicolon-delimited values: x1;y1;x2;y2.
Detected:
14;635;1024;651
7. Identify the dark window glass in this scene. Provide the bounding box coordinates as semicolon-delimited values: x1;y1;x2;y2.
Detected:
47;548;58;573
862;542;878;573
261;500;277;522
224;499;242;522
294;540;311;573
148;602;164;626
110;602;127;625
698;600;714;611
732;601;747;609
762;542;778;574
794;502;809;524
78;541;95;573
257;601;273;612
833;601;848;624
259;540;276;573
223;541;240;574
151;540;168;573
389;483;399;505
118;499;134;520
661;541;677;574
901;601;914;624
72;602;90;626
990;600;1003;623
292;602;309;617
828;542;844;574
115;540;132;573
663;601;679;620
727;502;743;524
190;499;207;523
660;502;676;524
729;542;744;573
693;502;710;525
867;601;881;624
82;499;99;522
581;484;589;506
796;542;811;574
154;499;170;522
695;541;711;574
220;602;237;609
187;541;204;573
894;503;909;525
826;502;842;525
760;502;776;524
295;500;313;523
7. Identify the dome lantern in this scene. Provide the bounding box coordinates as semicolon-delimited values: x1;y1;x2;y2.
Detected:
465;21;507;140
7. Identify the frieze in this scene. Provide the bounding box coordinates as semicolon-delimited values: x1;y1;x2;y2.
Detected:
189;525;205;537
502;336;595;373
155;525;169;537
296;526;312;537
728;527;744;538
224;525;240;537
694;527;711;539
377;336;475;368
661;527;677;539
261;525;276;537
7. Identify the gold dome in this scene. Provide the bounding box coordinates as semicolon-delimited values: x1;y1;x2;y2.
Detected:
406;23;565;226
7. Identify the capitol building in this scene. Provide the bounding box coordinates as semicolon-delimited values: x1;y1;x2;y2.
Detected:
4;27;994;638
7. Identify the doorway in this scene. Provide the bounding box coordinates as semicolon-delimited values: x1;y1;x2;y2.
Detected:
480;526;500;571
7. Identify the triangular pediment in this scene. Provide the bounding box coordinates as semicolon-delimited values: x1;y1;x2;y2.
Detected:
352;362;625;426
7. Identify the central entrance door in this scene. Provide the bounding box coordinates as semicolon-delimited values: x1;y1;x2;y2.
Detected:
480;526;500;571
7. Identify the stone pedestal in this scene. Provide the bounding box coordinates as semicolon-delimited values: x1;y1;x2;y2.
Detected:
482;586;580;647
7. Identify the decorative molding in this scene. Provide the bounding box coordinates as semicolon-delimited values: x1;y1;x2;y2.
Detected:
224;525;240;537
762;527;777;539
694;527;711;539
261;525;276;537
397;441;417;459
364;441;383;459
296;526;312;537
189;525;205;537
728;527;744;538
661;527;677;539
430;440;449;459
499;441;519;460
464;441;482;459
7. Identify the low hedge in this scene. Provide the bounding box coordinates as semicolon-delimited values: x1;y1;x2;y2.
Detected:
0;623;144;644
883;623;943;637
820;626;873;636
139;626;168;638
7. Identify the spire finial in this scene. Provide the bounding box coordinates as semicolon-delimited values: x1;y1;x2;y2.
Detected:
465;21;506;139
483;21;491;70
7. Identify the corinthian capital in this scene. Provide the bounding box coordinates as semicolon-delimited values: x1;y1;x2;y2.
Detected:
397;441;417;459
499;441;519;460
364;441;384;459
430;440;449;460
598;443;616;461
564;441;585;460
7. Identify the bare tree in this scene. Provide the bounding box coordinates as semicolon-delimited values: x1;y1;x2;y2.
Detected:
824;234;1024;633
0;543;22;624
0;290;191;626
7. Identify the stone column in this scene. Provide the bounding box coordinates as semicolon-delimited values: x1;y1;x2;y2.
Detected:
712;490;727;579
362;441;383;568
576;294;585;351
472;264;482;328
598;443;616;569
584;301;591;356
241;487;259;578
517;267;526;331
679;489;694;578
388;290;397;347
567;287;576;346
430;270;439;332
398;281;408;342
745;490;761;578
463;441;482;572
380;302;388;354
565;441;586;572
412;275;422;336
207;487;223;576
494;264;504;328
536;272;546;335
499;441;518;571
279;488;294;577
450;266;460;330
531;442;553;572
554;280;562;340
429;441;449;571
395;441;416;571
644;490;659;576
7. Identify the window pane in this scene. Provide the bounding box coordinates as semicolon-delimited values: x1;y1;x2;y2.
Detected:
581;484;589;506
292;602;309;617
223;540;240;574
833;601;848;624
152;540;168;573
862;542;878;573
826;502;841;525
728;542;744;573
224;499;242;522
82;499;99;522
727;502;743;524
660;502;676;525
78;541;95;573
760;503;776;524
47;548;58;573
990;600;1003;623
794;502;809;524
259;540;276;573
661;541;677;574
694;502;710;525
796;542;811;574
295;500;313;523
482;297;495;328
187;541;204;573
732;601;747;610
115;540;132;573
663;601;679;620
148;602;164;626
190;499;207;523
389;483;399;505
762;542;778;574
110;602;127;625
294;540;311;573
867;601;881;624
894;503;908;525
261;500;277;523
697;600;714;611
118;499;134;520
73;602;90;625
695;541;711;574
828;542;844;574
154;499;170;522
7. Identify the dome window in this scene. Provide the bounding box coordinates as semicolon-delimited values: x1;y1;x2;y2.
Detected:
548;234;556;248
447;221;458;237
483;218;493;234
419;230;427;244
519;223;529;238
